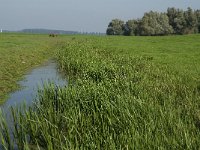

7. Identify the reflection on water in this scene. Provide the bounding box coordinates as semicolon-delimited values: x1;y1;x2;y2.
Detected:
0;60;67;112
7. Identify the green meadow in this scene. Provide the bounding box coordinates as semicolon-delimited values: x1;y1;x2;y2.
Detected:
0;33;200;149
0;33;64;103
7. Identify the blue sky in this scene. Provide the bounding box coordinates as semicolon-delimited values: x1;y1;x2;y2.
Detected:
0;0;200;32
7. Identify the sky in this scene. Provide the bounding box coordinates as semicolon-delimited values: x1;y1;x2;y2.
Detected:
0;0;200;33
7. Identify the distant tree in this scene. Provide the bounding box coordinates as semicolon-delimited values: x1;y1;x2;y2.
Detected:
167;7;178;30
140;11;173;36
106;27;114;35
173;10;187;34
106;7;199;36
158;13;174;35
167;8;187;34
167;7;199;34
183;7;198;34
106;19;125;35
124;19;139;36
195;10;200;33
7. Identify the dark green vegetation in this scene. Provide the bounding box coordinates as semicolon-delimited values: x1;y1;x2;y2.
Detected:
1;34;200;149
107;7;200;36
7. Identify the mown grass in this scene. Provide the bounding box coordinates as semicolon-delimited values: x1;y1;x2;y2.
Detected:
93;35;200;77
1;34;200;149
0;33;68;104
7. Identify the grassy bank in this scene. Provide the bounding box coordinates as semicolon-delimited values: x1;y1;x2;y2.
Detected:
0;34;200;149
0;33;65;104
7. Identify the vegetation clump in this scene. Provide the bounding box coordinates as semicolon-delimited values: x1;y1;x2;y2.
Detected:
107;7;200;36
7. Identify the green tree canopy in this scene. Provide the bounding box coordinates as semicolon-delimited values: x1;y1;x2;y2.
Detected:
106;19;124;35
107;7;199;36
195;10;200;32
184;7;198;34
124;19;139;36
140;11;173;36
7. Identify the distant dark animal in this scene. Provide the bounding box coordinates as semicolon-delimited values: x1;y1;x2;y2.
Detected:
49;33;58;37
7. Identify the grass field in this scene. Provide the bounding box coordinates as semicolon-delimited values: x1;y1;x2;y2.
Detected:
94;35;200;77
0;33;67;104
0;33;200;149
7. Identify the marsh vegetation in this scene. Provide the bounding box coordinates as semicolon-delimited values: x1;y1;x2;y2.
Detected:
0;34;200;149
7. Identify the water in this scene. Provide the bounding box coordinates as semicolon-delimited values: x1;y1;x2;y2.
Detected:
0;60;67;113
0;60;67;149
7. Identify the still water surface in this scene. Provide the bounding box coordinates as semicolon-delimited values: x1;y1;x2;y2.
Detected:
0;60;67;149
0;60;67;113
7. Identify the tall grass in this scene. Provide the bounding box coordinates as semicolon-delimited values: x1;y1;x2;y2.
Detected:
1;40;200;149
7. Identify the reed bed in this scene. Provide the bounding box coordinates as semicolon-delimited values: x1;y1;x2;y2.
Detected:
1;40;200;149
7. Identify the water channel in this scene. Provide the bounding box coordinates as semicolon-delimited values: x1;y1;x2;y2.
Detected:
0;60;67;115
0;60;67;149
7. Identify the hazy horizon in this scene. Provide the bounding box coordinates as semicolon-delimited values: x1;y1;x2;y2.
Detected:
0;0;200;33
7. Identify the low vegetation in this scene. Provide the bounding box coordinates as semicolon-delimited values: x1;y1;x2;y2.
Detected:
0;34;200;149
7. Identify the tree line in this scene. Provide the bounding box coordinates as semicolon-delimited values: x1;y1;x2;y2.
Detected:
106;7;200;36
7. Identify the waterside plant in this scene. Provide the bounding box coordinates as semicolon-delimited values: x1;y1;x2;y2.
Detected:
0;39;200;149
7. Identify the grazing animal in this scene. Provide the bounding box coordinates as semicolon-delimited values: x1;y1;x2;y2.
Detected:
49;33;58;37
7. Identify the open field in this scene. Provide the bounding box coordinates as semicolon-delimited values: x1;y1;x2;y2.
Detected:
0;33;69;104
93;35;200;77
0;33;200;149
